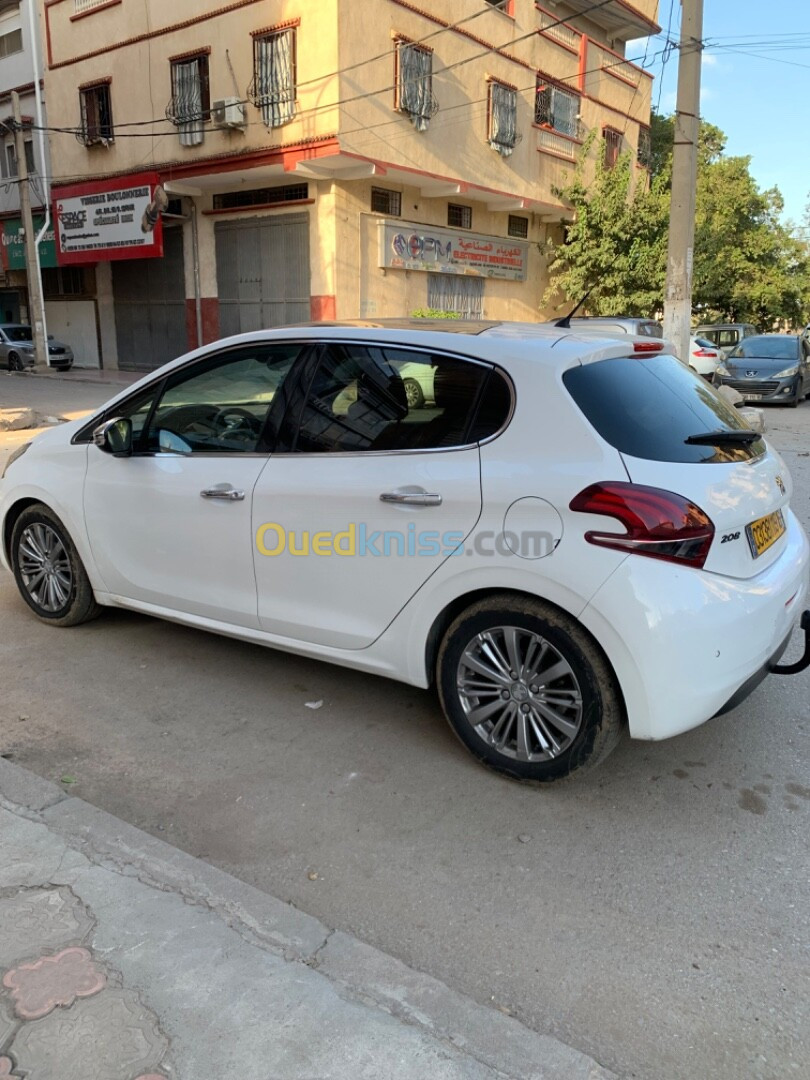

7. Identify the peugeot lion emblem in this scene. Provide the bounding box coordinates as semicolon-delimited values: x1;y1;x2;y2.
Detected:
746;370;757;377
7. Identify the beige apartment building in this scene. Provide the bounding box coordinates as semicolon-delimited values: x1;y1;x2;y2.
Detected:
42;0;659;370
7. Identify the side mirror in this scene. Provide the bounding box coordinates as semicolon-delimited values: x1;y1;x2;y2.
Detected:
92;416;132;456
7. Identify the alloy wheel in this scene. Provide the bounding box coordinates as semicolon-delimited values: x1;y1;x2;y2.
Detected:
17;523;73;613
456;625;583;762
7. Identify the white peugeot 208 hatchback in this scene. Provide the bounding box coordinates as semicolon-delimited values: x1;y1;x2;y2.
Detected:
2;320;808;782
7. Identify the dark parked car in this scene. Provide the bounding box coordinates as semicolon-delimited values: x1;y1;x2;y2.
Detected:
0;324;74;371
715;334;810;407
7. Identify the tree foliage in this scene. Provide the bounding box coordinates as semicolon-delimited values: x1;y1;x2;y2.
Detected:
546;114;810;327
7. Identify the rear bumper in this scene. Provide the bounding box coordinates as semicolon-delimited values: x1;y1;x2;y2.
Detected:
712;611;810;716
579;510;810;740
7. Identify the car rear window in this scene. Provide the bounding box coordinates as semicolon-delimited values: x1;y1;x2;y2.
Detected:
563;355;766;464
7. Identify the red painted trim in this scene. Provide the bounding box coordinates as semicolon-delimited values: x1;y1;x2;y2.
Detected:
70;0;122;22
163;136;340;182
203;198;315;216
310;295;336;321
169;45;212;63
537;145;577;164
339;151;531;206
486;75;519;92
0;81;41;103
538;33;578;57
185;297;219;348
533;123;583;147
578;35;587;93
534;4;582;40
251;17;300;38
608;0;660;35
48;0;266;70
582;93;645;122
78;75;112;90
603;67;639;89
596;39;654;80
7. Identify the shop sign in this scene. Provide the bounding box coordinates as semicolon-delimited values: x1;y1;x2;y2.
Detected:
53;171;164;265
0;215;58;271
378;219;528;281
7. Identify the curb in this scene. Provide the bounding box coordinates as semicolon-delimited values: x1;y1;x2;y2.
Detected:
0;758;616;1080
5;369;138;388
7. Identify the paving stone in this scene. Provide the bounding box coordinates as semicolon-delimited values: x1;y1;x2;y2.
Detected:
3;946;106;1020
0;888;95;969
8;988;169;1080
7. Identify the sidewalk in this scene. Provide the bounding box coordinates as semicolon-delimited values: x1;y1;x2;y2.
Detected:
23;368;142;388
0;759;614;1080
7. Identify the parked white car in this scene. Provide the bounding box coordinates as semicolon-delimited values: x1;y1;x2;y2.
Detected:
688;336;723;379
2;320;808;782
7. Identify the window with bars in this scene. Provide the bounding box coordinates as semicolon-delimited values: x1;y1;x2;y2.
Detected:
396;41;435;132
79;83;114;145
212;183;308;211
637;125;652;170
428;275;484;319
603;128;622;169
507;215;528;239
251;28;296;128
448;203;472;229
484;0;512;10
488;81;518;156
535;79;579;138
371;187;402;216
167;55;210;147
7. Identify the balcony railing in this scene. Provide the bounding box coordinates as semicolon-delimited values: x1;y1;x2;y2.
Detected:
536;9;581;52
74;0;112;14
537;128;578;159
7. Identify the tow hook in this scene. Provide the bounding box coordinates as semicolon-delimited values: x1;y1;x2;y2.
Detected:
769;610;810;675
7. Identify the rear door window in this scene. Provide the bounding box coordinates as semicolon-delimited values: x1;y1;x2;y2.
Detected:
290;345;509;452
563;355;765;464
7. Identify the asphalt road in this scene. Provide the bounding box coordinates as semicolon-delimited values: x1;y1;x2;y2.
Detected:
1;375;809;1080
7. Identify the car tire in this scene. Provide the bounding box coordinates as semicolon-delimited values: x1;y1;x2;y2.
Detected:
10;504;102;627
437;595;624;782
7;351;22;372
404;378;424;409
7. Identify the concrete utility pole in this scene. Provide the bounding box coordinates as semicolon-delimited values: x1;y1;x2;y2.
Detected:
12;90;48;369
662;0;704;365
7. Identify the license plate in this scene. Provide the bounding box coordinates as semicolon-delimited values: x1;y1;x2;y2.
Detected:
745;394;763;401
746;509;786;559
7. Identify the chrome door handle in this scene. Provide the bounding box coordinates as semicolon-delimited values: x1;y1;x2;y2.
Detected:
200;487;245;501
380;492;442;507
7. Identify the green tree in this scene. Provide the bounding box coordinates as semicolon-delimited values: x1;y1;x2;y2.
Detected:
546;115;810;327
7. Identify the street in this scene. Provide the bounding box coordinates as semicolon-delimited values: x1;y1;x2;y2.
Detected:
1;373;809;1080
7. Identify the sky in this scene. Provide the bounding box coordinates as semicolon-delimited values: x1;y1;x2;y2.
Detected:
629;0;809;235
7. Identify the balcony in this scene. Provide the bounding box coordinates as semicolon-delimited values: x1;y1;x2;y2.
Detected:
73;0;114;13
557;0;660;42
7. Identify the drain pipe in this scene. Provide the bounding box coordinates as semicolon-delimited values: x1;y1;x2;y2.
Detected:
27;0;50;364
190;199;203;349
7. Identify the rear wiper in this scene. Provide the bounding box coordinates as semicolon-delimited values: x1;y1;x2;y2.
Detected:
685;429;760;445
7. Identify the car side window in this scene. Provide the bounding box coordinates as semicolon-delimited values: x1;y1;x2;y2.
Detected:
291;345;494;453
143;344;302;454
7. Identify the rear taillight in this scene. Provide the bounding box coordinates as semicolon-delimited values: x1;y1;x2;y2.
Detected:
633;341;664;354
693;349;716;357
570;482;715;569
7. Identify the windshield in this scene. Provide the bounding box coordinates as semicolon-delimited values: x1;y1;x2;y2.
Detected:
4;326;33;342
729;336;799;361
564;355;766;464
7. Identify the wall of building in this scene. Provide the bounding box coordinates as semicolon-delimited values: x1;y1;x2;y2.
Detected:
43;0;341;180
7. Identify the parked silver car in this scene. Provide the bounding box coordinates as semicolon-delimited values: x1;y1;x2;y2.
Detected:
0;324;74;371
